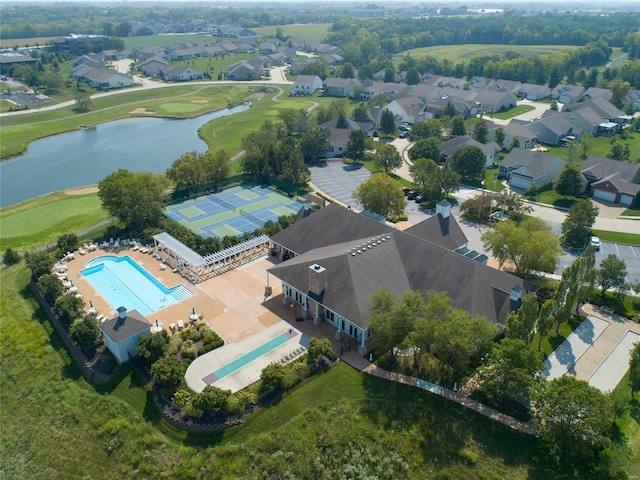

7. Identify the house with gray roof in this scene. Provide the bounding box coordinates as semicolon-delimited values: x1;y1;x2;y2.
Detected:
488;123;537;151
622;90;640;111
583;87;613;102
516;83;551;101
291;75;322;96
439;135;501;167
163;66;203;82
521;114;581;146
99;307;151;365
73;66;134;89
322;77;358;98
227;60;263;81
215;24;260;39
268;204;536;355
581;155;640;206
384;96;426;124
138;56;169;77
486;79;522;94
551;84;586;104
500;149;565;191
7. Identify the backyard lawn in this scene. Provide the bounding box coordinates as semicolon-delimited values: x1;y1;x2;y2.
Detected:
491;105;535;120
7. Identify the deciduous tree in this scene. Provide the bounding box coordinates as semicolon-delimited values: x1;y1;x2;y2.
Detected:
37;273;64;303
597;254;628;298
561;199;599;245
374;143;402;173
450;115;466;137
505;292;539;344
473;120;488;144
344;129;366;161
136;330;169;367
352;173;407;218
299;126;330;162
408;118;443;142
481;217;561;277
494;126;506;149
150;356;184;387
408;137;440;162
630;341;640;397
260;363;287;391
69;315;102;348
450;145;485;179
380;108;396;136
409;158;460;202
53;294;84;324
554;164;583;198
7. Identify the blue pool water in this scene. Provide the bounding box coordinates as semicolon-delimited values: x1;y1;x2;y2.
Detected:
80;255;193;316
211;334;290;380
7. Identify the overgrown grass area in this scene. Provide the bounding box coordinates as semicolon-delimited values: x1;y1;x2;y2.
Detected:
394;44;577;63
0;84;256;159
491;105;535;120
0;263;555;479
0;189;109;252
253;23;332;43
591;229;640;246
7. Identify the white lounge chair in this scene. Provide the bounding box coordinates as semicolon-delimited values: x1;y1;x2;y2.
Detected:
160;263;166;270
177;320;184;330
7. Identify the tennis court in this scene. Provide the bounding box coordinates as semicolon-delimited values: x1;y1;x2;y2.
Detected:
165;185;303;239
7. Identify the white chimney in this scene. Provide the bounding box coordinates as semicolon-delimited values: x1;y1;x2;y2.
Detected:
117;306;127;319
436;199;451;219
510;286;522;302
304;201;311;211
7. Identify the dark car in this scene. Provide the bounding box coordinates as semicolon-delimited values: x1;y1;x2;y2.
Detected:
414;195;424;203
402;187;411;196
407;190;417;200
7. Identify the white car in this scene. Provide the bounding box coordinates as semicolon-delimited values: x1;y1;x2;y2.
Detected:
589;236;601;251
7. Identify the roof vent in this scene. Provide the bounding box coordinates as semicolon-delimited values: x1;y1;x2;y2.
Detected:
357;249;361;254
352;252;356;256
382;238;386;242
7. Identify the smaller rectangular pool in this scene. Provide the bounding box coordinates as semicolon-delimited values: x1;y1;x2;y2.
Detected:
81;255;193;316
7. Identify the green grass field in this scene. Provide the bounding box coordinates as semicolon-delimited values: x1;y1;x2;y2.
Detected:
0;189;109;252
394;44;577;64
123;34;213;49
253;23;332;43
491;105;535;120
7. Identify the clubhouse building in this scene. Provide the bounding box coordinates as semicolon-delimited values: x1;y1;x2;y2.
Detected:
267;203;537;355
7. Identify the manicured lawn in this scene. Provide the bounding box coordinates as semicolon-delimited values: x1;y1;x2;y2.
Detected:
123;34;213;49
173;53;264;80
524;185;577;209
545;129;640;166
492;105;535;120
622;207;640;217
591;229;640;246
0;190;109;252
253;23;332;43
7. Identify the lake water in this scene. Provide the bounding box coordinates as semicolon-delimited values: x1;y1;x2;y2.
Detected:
0;104;249;207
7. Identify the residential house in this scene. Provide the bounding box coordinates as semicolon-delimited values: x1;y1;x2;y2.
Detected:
169;48;195;61
227;60;263;81
361;81;407;101
366;106;403;130
473;90;517;113
567;96;626;124
291;75;323;96
622;90;640;111
215;24;260;39
99;307;151;365
268;203;536;355
322;77;358;98
138;56;170;78
580;155;640;206
500;149;566;190
258;41;278;55
516;83;551;101
320;117;374;158
73;53;104;70
439;135;501;168
520;114;581;146
73;66;134;89
220;43;239;54
488;123;537;150
397;83;438;103
430;76;466;89
583;87;613;102
163;66;203;82
289;59;314;75
383;96;426;124
486;78;522;94
551;84;586;104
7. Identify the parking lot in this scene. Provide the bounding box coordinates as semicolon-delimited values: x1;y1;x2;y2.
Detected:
310;160;371;209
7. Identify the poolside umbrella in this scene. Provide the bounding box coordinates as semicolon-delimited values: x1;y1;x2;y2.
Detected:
191;307;195;315
156;320;159;327
90;300;93;308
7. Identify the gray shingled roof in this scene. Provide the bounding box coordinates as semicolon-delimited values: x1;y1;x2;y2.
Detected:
269;205;535;326
99;309;151;343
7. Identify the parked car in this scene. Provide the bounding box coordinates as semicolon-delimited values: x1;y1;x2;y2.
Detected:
407;190;417;200
399;124;411;131
402;187;411;196
399;131;409;139
589;236;601;251
414;195;424;203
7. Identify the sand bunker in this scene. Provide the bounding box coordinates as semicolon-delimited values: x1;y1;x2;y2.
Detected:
65;186;99;195
130;107;155;114
191;99;208;104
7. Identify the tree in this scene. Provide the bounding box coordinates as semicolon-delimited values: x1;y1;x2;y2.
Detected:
608;79;631;106
74;91;93;113
57;233;79;255
307;337;337;364
69;315;102;348
202;149;230;186
352;173;407;219
260;363;287;391
41;71;64;92
344;129;366;161
336;108;348;129
473;120;488;144
374;143;402;173
192;385;231;411
554;164;583;198
53;294;85;324
408;138;440;162
478;338;542;406
37;274;64;303
150;356;184;387
597;254;628;298
380;108;396;136
450;146;485;180
405;68;420;85
25;251;53;280
607;141;630;161
575;246;597;313
580;133;593;158
450;115;466;137
136;330;169;367
482;217;561;277
536;300;556;351
98;169;167;231
166;151;204;194
561;199;599;245
505;293;539;344
630;341;640;397
408;119;443;142
532;376;613;466
507;136;520;151
3;248;21;266
409;158;460;202
352;103;368;122
299;126;330;162
340;62;354;79
494;126;506;149
369;289;418;364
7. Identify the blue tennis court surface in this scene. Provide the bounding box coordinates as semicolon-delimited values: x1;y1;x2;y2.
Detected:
165;184;303;239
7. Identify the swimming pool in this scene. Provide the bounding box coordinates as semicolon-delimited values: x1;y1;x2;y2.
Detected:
80;255;193;316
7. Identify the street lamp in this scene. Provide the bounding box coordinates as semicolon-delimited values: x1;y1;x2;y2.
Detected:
489;176;497;221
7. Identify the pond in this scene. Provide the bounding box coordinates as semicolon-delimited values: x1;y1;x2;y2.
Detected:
0;104;249;207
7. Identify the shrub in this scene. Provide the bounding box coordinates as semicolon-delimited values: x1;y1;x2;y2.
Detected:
307;337;337;364
3;248;21;266
181;339;198;359
260;363;287;392
202;331;223;346
69;315;102;348
136;330;169;367
172;388;193;408
234;391;257;408
197;341;223;356
167;335;183;356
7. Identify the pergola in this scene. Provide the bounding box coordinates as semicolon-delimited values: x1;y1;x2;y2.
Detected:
152;232;270;283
